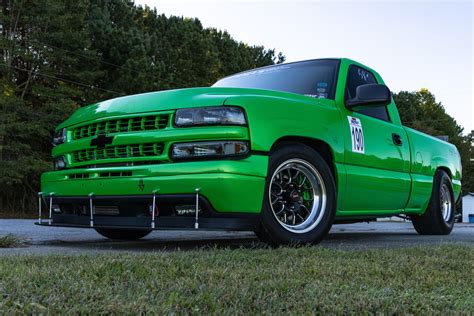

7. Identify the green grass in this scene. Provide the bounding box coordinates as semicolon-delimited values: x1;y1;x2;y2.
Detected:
0;235;23;248
0;245;472;314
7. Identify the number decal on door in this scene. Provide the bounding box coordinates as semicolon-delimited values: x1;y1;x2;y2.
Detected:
348;116;364;153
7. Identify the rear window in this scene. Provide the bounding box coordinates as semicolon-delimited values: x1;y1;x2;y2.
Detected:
212;59;340;99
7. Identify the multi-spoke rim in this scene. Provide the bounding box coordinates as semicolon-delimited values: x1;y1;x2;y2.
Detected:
269;158;326;234
440;183;452;223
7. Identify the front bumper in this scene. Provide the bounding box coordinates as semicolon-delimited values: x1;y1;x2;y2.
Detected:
39;155;268;230
36;194;260;231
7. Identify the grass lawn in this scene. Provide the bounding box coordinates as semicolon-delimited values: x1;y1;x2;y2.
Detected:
0;245;472;314
0;235;23;248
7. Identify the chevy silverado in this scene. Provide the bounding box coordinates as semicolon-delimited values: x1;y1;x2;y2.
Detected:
39;58;462;245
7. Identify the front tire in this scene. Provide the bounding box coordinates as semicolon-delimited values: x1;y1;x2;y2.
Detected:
257;143;336;246
95;228;152;240
411;170;455;235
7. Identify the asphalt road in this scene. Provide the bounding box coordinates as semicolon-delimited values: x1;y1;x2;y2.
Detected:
1;219;473;255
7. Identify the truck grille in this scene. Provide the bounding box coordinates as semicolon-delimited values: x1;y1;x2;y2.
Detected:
71;114;169;140
72;143;164;163
67;171;133;179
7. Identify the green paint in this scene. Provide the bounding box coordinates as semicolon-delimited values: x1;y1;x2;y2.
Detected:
42;58;462;218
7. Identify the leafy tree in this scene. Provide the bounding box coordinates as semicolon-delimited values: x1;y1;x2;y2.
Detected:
1;0;99;212
207;28;285;80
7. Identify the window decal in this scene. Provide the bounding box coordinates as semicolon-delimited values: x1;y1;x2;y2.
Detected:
357;68;370;82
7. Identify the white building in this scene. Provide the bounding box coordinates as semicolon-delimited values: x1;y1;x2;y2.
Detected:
462;193;474;223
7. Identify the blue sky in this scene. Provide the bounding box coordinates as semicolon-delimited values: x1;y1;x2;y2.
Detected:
136;0;473;134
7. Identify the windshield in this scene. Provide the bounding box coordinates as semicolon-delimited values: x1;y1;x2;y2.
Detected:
212;59;340;99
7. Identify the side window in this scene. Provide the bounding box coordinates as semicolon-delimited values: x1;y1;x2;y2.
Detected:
345;65;390;122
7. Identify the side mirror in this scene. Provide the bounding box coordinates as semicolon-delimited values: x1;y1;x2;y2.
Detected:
345;84;392;108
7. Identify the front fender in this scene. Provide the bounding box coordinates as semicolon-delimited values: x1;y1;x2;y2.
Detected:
224;94;345;164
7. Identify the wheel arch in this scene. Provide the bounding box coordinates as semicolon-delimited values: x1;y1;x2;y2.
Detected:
269;136;335;178
435;166;462;205
436;166;452;179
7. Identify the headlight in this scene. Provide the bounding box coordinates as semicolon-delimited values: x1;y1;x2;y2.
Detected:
174;107;246;127
52;128;66;146
54;156;67;170
171;141;249;160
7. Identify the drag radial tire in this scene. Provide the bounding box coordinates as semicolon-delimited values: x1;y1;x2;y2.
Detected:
411;170;455;235
95;228;152;240
257;143;336;246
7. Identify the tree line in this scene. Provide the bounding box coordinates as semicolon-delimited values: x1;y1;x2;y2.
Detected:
0;0;284;212
0;0;472;213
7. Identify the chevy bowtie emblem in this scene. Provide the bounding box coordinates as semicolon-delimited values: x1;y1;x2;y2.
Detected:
90;134;114;149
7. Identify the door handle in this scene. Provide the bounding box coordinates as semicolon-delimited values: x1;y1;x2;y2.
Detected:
392;133;403;146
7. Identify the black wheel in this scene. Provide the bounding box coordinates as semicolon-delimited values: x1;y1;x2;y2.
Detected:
411;170;455;235
258;143;336;246
95;228;152;240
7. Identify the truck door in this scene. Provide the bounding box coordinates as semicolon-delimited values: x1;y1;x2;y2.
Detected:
339;64;411;212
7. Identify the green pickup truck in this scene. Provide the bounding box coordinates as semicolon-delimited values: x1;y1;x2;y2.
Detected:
39;58;462;245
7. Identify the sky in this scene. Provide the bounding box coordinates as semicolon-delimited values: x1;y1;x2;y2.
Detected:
136;0;473;134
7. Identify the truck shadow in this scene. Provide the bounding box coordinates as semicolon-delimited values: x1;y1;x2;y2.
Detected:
37;231;430;252
41;236;262;252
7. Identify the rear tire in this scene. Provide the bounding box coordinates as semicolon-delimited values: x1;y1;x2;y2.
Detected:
95;228;152;240
258;143;336;246
411;170;455;235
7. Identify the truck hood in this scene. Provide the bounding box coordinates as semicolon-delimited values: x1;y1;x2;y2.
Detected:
58;87;321;128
